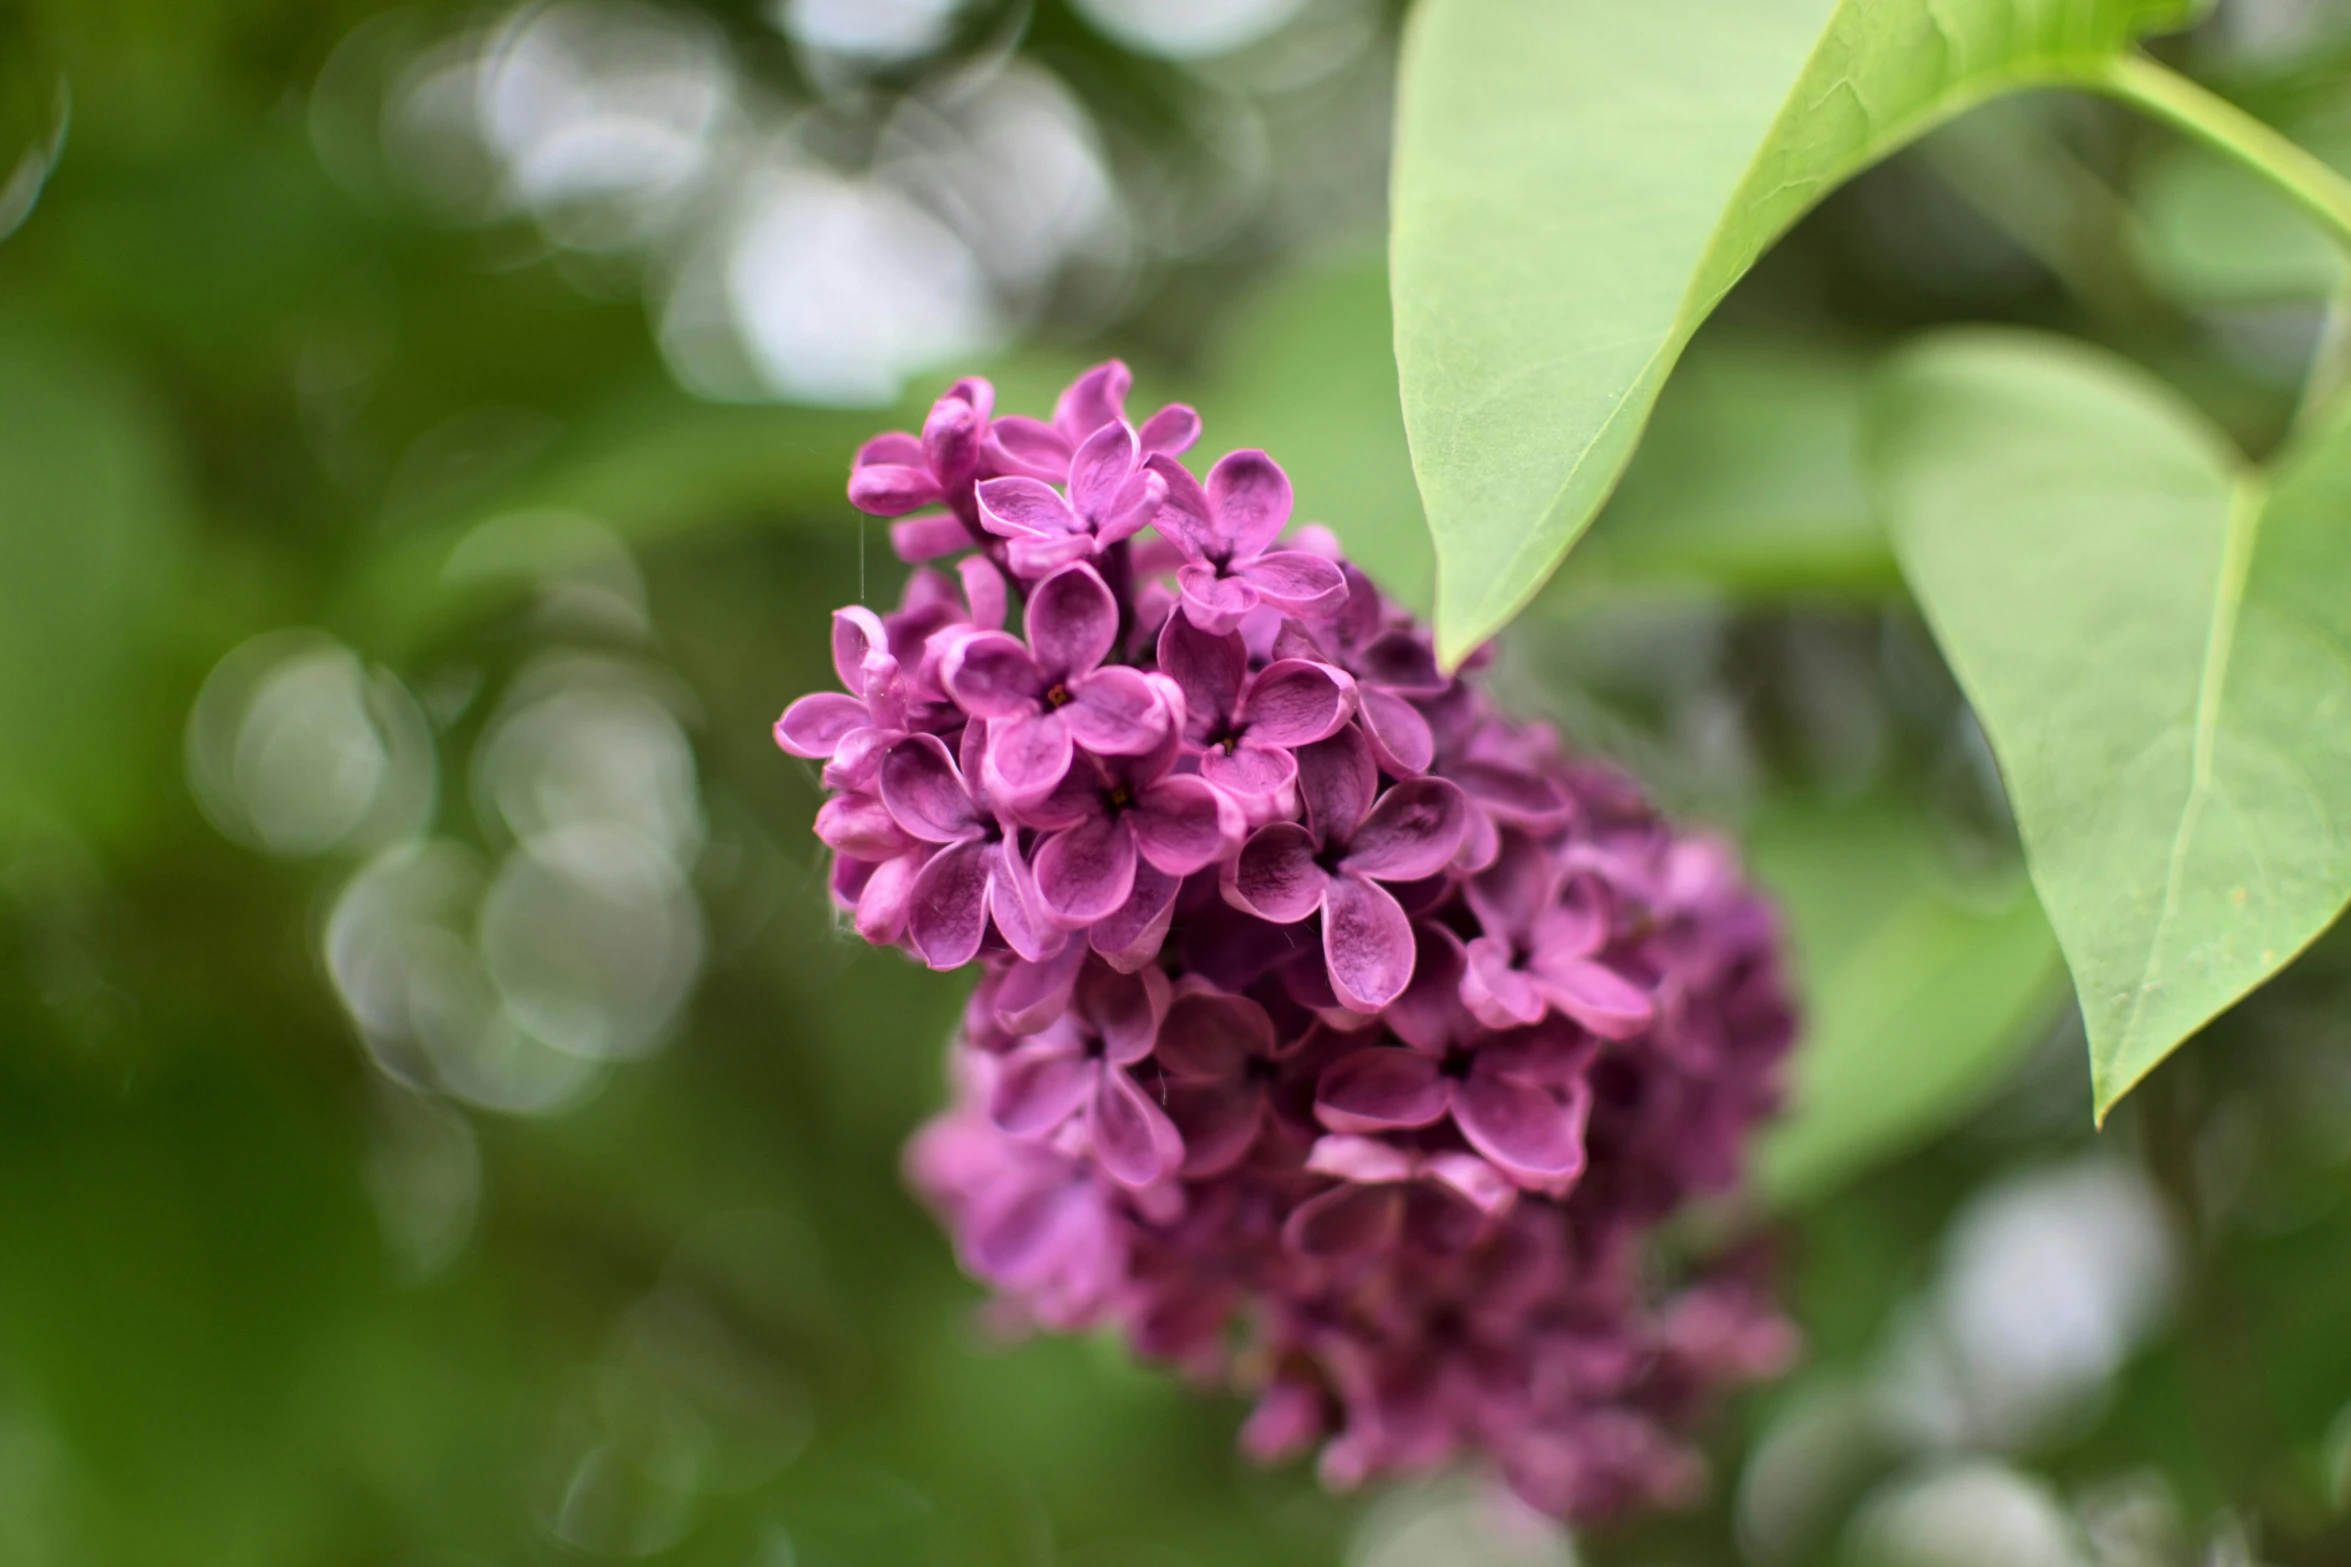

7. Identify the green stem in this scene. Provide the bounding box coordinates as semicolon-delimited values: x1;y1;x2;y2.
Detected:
2094;53;2351;255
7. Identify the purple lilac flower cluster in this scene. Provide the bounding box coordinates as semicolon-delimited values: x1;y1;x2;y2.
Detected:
777;363;1798;1523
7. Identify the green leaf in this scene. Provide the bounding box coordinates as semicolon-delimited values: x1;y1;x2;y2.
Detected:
1871;327;2351;1116
2132;107;2351;303
1750;796;2063;1204
1390;0;2197;666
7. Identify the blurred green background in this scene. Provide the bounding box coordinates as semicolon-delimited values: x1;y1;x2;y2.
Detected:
6;1;2351;1562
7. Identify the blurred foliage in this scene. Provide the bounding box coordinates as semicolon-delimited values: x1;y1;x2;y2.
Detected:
3;0;2351;1564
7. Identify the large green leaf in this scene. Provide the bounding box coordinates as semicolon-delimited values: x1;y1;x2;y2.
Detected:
1750;797;2063;1203
1871;328;2351;1116
1390;0;2198;666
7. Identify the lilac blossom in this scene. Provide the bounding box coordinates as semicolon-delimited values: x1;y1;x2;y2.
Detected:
940;562;1170;804
1225;725;1467;1012
780;369;1800;1527
1150;449;1346;632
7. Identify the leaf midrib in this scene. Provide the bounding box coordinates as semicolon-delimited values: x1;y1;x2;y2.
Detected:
1444;27;2116;661
2103;466;2268;1108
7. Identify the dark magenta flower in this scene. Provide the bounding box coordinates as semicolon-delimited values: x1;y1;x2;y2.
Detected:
782;369;1800;1527
877;728;1060;969
1159;612;1356;807
1225;725;1467;1011
940;562;1170;804
1149;449;1346;632
990;960;1182;1190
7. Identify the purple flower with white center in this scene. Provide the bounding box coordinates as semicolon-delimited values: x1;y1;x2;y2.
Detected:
877;728;1061;969
1158;613;1357;807
780;367;1801;1528
1026;740;1245;928
1149;449;1346;633
976;420;1166;579
1460;828;1655;1038
990;960;1183;1189
1225;725;1466;1012
985;359;1200;483
940;562;1170;805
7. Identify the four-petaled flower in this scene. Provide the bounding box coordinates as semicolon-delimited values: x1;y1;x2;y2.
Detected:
977;420;1166;578
1149;449;1346;632
1027;737;1245;927
1153;987;1334;1175
1460;827;1654;1037
1226;725;1466;1011
878;727;1060;969
1159;612;1356;806
990;960;1184;1189
941;562;1170;805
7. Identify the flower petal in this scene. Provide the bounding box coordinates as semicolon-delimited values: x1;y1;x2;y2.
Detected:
985;414;1071;480
1026;563;1120;678
1062;665;1169;756
1384;923;1474;1052
1088;1066;1184;1189
1241;659;1356;748
1138;403;1200;457
1054;360;1130;444
1076;960;1167;1066
975;475;1078;541
986;838;1064;963
1129;774;1240;877
1090;862;1179;972
774;692;868;758
991;1045;1096;1137
957;554;1008;632
847;462;943;516
876;734;981;843
1034;811;1139;925
1460;935;1550;1030
983;711;1076;803
1167;1084;1261;1177
832;606;889;696
1304;1133;1419;1184
1200;742;1296;801
940;631;1044;720
1228;823;1329;924
1236;550;1345;616
1465;828;1555;939
1282;1184;1402;1260
1315;1047;1448;1132
1296;726;1377;843
1357;688;1435;776
855;431;924;468
1321;873;1417;1012
1067;419;1139;523
969;1175;1097;1285
815;793;909;859
1155;990;1275;1081
1533;955;1656;1040
1155;613;1247;734
889;512;974;562
1206;448;1293;558
1175;563;1256;634
1453;1070;1589;1189
992;942;1087;1034
1343;777;1467;883
850;849;923;946
907;838;992;969
921;378;989;483
1145;453;1214;560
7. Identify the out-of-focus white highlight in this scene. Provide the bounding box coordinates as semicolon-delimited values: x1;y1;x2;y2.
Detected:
778;0;964;64
1070;0;1316;59
187;630;437;857
721;164;998;406
1347;1476;1576;1567
1848;1460;2089;1567
1879;1160;2176;1449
